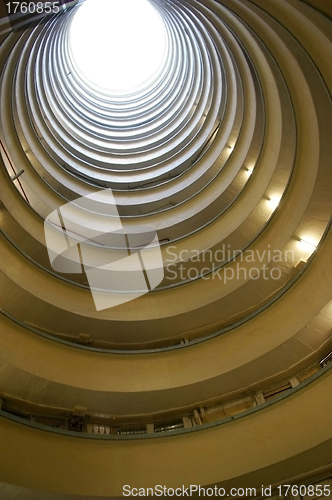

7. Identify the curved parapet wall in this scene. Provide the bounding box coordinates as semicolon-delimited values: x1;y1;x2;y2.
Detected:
0;368;331;496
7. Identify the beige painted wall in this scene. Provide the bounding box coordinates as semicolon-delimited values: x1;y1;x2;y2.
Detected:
0;371;331;497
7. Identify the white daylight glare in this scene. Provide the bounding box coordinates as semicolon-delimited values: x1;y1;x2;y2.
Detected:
68;0;166;92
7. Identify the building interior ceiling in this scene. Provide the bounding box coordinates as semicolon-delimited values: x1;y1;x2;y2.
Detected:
0;0;331;498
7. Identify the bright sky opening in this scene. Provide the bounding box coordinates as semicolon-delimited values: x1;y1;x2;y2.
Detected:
69;0;167;92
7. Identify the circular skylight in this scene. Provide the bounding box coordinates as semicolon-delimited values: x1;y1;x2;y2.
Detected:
68;0;167;92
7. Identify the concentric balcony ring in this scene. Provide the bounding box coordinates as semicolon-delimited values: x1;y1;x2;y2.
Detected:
0;0;331;360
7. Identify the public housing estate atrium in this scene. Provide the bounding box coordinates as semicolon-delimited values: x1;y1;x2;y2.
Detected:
0;0;331;498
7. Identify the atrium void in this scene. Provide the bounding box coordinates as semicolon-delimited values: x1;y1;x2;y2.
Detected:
68;0;167;92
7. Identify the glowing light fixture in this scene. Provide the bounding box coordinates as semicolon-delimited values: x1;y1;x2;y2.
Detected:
244;166;253;176
267;196;280;209
69;0;166;92
299;238;317;252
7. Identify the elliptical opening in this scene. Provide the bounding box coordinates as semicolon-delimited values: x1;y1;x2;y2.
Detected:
68;0;167;93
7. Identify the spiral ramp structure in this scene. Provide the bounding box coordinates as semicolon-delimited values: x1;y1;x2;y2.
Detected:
0;0;332;497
